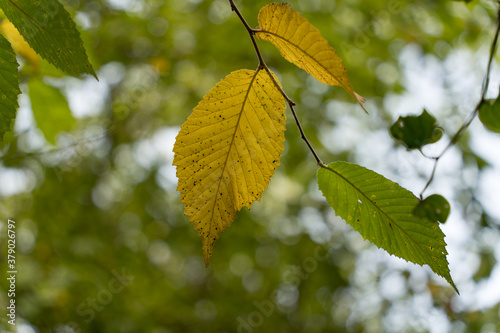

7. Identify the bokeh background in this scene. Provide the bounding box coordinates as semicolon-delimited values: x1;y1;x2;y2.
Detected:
1;0;500;332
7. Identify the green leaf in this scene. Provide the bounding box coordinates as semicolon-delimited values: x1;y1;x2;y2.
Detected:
317;162;458;293
0;0;97;79
478;93;500;133
390;109;443;149
29;78;74;144
0;33;20;144
473;250;496;282
414;194;450;224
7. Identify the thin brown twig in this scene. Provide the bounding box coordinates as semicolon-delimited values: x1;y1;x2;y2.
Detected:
261;66;326;166
419;5;500;198
228;0;325;166
228;0;266;67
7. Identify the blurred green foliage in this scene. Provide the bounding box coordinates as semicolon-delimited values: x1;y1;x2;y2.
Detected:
29;78;75;144
1;0;500;332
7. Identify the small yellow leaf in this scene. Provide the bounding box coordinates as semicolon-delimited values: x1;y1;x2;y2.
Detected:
256;3;366;112
173;69;286;266
0;19;40;70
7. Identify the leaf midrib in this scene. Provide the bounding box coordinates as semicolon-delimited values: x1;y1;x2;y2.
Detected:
321;163;438;264
257;29;346;90
208;69;261;230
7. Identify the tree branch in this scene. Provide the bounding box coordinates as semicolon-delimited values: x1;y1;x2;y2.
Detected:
419;5;500;198
228;0;325;166
228;0;266;67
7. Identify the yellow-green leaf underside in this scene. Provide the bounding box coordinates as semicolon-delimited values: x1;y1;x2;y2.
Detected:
256;3;366;112
173;69;286;266
29;78;75;144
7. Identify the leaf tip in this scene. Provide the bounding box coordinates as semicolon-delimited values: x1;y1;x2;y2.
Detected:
441;272;459;295
202;238;215;267
452;282;460;295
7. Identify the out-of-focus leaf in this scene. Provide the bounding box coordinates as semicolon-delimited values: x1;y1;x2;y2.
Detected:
463;151;490;170
317;162;458;293
478;92;500;133
473;251;496;281
0;32;20;144
390;109;443;149
173;69;286;266
0;0;97;78
29;78;74;144
414;194;451;223
255;3;366;112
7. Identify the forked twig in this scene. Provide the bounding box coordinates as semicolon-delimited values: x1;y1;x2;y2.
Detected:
419;5;500;198
228;0;325;166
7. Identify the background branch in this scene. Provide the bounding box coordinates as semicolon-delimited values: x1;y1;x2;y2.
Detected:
419;5;500;198
228;0;325;166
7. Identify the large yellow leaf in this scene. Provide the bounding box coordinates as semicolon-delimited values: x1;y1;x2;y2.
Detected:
256;3;366;112
173;69;286;266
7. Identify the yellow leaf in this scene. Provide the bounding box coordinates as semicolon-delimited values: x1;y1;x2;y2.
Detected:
256;3;366;112
173;69;286;266
0;19;40;70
